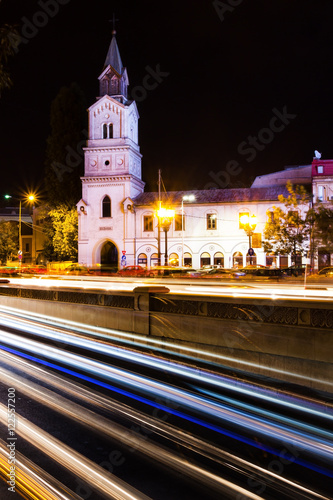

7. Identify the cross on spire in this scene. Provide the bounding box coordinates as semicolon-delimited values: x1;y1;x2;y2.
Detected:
109;13;119;35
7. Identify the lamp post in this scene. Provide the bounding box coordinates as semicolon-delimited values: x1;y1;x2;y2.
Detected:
181;194;195;267
157;207;175;266
4;194;35;267
240;213;257;265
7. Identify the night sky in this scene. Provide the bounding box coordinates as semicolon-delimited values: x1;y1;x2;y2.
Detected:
1;0;333;198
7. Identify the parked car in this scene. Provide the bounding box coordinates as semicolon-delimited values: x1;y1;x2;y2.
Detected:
20;265;48;275
283;265;307;277
0;266;19;276
117;265;148;277
237;267;284;279
313;266;333;277
201;268;236;279
64;264;92;275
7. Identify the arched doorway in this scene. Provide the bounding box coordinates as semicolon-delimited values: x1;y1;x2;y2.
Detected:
101;241;118;270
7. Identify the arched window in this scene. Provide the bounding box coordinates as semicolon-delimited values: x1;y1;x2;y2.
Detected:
150;253;158;267
214;252;224;267
138;253;147;265
200;252;211;267
233;251;243;268
102;196;111;218
102;123;114;139
184;252;192;267
169;253;179;266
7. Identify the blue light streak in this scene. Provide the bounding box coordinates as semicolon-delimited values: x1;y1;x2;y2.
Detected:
0;342;332;479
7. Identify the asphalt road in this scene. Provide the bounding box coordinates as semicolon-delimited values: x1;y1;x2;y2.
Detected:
0;309;332;500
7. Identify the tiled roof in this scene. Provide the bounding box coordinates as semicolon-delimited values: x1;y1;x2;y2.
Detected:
133;186;293;207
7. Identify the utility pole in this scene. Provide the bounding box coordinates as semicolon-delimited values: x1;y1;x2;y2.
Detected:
157;169;161;266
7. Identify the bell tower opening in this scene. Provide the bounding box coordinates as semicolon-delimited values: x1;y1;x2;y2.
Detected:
101;241;118;269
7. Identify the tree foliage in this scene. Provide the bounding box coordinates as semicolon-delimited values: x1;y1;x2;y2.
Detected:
263;182;312;262
41;205;78;262
0;23;19;95
310;204;333;254
44;83;87;206
0;220;17;264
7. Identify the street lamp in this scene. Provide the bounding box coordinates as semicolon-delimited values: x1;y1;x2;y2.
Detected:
157;207;175;266
240;213;257;265
181;194;195;267
4;194;35;267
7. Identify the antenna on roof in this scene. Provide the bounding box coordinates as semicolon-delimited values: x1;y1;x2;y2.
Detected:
314;150;322;159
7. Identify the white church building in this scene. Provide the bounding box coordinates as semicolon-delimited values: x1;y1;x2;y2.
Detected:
77;31;327;271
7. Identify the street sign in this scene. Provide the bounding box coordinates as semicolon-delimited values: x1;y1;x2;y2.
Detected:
122;250;126;255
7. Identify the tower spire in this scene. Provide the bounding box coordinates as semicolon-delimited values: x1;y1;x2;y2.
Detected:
98;17;129;102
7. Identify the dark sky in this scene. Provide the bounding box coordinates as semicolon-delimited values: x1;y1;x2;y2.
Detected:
1;0;333;197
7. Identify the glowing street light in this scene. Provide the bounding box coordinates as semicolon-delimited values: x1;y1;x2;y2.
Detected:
240;213;257;265
4;194;35;266
157;206;175;266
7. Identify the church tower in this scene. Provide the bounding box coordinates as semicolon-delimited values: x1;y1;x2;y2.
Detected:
77;27;144;268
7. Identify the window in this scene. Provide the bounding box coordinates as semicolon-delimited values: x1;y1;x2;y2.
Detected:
200;252;211;267
184;252;192;267
214;252;224;267
175;214;184;231
102;123;113;139
102;195;111;218
239;212;249;229
317;166;324;174
144;215;153;231
138;253;147;265
25;243;30;253
318;185;326;201
207;213;217;230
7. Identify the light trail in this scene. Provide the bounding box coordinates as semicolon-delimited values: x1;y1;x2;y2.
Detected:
0;365;268;500
0;438;81;500
0;350;330;499
0;307;332;421
0;330;333;474
6;276;333;301
0;403;153;500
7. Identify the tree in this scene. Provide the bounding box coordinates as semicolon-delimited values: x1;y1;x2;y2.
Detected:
42;205;78;261
0;220;18;264
44;83;87;206
0;23;19;96
263;182;312;264
310;204;333;254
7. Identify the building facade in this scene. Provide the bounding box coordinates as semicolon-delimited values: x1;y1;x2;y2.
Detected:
77;32;329;271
